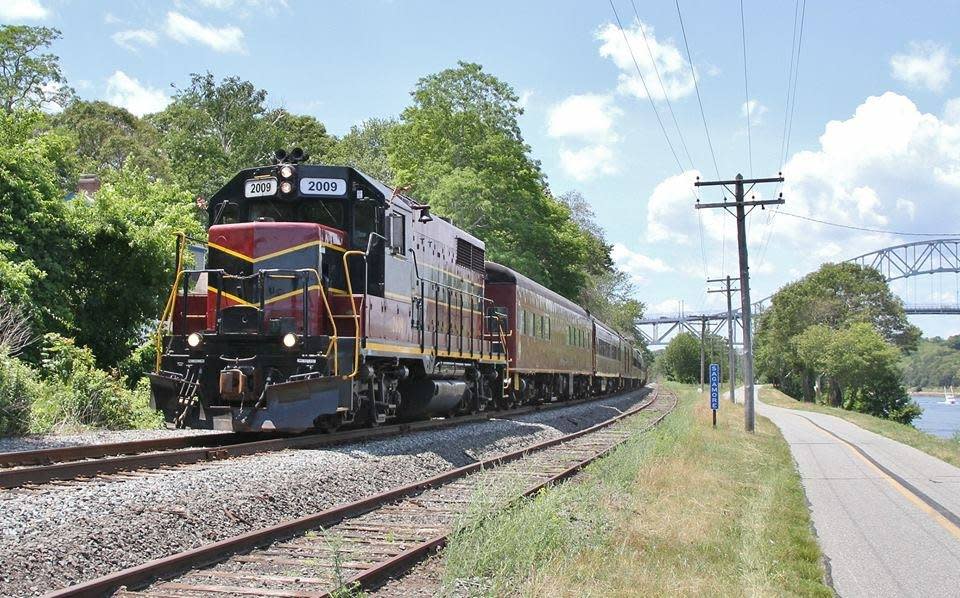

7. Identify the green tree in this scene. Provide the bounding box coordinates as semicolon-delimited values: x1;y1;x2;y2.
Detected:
388;62;601;299
817;323;920;423
0;25;73;112
0;110;76;331
53;100;169;177
331;117;397;182
755;262;919;400
273;111;337;162
151;72;284;197
65;165;202;366
661;333;700;383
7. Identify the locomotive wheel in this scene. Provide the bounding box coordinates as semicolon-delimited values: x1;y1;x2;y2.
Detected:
317;414;342;433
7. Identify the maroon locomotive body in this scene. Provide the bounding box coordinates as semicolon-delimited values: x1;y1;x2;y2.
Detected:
152;155;646;432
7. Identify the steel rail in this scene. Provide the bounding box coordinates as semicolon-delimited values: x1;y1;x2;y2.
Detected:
0;432;247;469
1;387;645;490
46;387;669;598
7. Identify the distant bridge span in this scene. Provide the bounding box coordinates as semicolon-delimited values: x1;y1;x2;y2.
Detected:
637;237;960;347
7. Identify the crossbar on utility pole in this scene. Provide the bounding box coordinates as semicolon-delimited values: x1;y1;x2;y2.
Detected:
708;276;740;405
696;173;784;432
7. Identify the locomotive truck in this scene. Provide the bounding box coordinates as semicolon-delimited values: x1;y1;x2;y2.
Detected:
150;152;646;432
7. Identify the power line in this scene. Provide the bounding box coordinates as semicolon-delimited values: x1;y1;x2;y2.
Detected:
607;0;708;280
739;0;753;177
675;0;728;273
630;0;695;170
675;0;720;179
759;0;807;269
777;210;960;237
781;0;807;166
607;0;684;173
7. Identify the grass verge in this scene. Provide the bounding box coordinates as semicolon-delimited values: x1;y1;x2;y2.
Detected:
761;385;960;468
440;383;830;597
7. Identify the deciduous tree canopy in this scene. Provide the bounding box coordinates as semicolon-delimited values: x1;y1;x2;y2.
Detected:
755;262;920;422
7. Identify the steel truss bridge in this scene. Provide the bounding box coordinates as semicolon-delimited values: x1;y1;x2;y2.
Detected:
637;238;960;347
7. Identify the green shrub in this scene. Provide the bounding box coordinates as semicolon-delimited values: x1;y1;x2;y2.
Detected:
29;333;161;433
0;350;43;435
117;340;157;389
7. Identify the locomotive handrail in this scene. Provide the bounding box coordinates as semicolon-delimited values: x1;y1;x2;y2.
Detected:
155;232;188;372
162;265;346;377
408;247;503;362
341;250;366;379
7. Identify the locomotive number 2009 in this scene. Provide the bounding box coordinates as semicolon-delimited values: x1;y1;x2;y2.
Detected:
300;177;347;196
244;178;278;197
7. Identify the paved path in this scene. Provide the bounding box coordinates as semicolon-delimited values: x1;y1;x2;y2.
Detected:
736;387;960;597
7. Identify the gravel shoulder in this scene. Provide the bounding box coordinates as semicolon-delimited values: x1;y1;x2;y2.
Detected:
0;427;225;454
0;389;650;596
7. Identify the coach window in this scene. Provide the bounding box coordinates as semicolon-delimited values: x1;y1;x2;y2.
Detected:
545;317;551;340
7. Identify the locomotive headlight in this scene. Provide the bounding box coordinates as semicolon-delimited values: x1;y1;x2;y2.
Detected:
279;165;295;179
280;181;294;194
187;332;203;348
282;332;299;348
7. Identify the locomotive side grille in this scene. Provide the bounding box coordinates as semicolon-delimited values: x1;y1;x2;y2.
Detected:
456;238;485;273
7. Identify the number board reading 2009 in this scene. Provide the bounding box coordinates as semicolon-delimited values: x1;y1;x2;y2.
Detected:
300;178;347;196
244;178;277;198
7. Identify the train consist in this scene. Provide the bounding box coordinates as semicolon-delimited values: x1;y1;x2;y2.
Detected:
150;152;647;432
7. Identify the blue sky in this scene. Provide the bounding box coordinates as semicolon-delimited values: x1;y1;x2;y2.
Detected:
5;0;960;338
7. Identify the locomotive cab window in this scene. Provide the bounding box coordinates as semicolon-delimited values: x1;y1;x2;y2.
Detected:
353;200;380;249
302;199;344;229
387;212;406;254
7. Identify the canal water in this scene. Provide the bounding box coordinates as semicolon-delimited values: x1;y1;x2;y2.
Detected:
912;393;960;438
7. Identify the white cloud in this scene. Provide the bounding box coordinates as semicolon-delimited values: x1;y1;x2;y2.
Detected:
596;20;695;102
164;12;245;53
518;90;534;110
741;99;768;125
548;93;621;143
944;97;960;123
105;71;171;116
753;91;960;276
559;145;617;181
112;29;159;51
612;243;673;285
192;0;289;15
104;12;122;25
890;41;953;92
0;0;48;20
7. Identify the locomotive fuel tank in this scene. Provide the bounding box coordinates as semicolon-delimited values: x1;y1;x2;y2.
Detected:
397;378;469;419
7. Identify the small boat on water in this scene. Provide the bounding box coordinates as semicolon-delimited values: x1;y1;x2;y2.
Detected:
944;386;957;405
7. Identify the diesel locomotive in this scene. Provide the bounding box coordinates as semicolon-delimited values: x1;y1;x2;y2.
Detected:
150;151;647;432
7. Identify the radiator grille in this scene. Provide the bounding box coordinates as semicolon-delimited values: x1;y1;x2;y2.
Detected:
456;238;485;273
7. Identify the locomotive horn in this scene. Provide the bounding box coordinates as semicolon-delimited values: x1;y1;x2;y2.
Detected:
289;147;306;163
274;149;288;163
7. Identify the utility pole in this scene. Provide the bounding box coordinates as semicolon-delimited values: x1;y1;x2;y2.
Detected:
695;174;784;432
699;318;706;393
708;275;740;405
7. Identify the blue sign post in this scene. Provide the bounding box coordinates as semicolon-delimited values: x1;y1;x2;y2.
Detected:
709;363;720;427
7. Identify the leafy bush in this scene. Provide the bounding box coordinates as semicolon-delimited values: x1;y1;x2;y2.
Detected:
117;341;157;389
29;333;161;433
0;350;43;435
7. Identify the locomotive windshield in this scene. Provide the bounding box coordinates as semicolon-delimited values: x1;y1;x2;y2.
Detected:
221;197;346;229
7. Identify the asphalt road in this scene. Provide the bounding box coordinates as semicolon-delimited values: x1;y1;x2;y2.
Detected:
738;388;960;597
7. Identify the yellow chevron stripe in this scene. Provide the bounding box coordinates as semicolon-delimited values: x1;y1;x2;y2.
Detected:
208;239;344;264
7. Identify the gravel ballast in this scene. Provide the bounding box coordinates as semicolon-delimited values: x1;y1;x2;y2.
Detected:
0;427;225;455
0;389;649;596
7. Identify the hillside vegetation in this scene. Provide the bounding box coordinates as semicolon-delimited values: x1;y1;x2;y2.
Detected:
0;25;646;435
900;336;960;390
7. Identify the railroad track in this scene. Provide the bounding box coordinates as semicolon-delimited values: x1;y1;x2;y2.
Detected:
48;387;675;598
0;388;647;490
